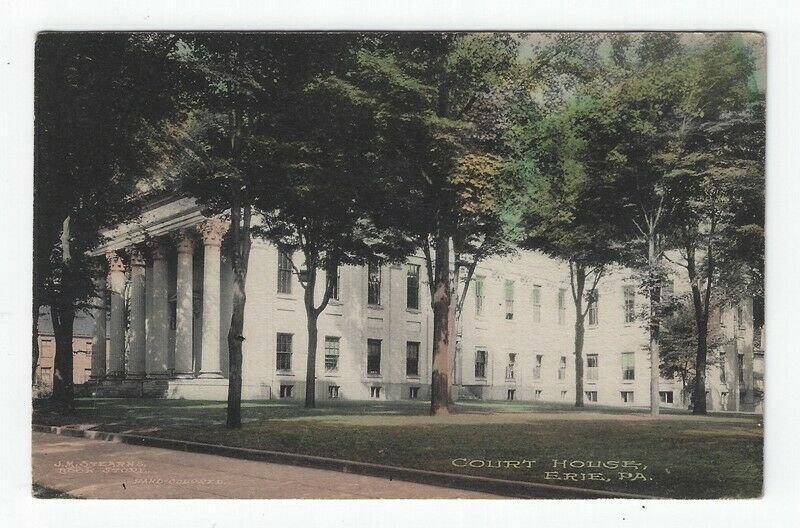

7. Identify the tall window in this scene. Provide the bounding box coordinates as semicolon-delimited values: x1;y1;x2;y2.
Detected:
504;280;515;320
276;333;293;371
367;339;382;375
368;264;381;306
738;353;745;383
623;286;636;323
533;354;543;380
330;266;340;301
475;350;487;378
621;352;635;380
737;304;745;329
475;276;486;316
558;288;567;325
506;353;516;380
531;285;541;323
587;354;599;381
324;336;340;373
558;356;567;380
406;264;420;310
406;341;420;377
720;351;727;383
588;292;599;326
277;252;293;294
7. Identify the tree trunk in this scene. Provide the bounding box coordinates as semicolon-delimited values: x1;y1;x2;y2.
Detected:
574;314;585;408
686;239;710;415
50;304;75;409
226;196;251;430
571;262;586;408
430;231;451;415
691;312;709;414
304;266;319;408
648;233;661;417
32;302;41;386
226;273;246;428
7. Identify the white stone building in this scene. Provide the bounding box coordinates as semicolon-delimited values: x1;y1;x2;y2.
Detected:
88;196;762;411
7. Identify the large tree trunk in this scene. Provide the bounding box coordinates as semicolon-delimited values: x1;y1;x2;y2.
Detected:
430;232;451;416
648;233;661;416
571;262;586;408
691;309;709;414
573;314;586;408
32;302;41;386
50;304;75;409
304;266;319;408
226;195;251;429
686;240;711;415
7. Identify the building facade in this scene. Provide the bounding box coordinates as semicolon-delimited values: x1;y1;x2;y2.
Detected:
84;196;763;411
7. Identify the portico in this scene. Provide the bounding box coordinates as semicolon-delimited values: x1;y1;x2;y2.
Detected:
90;207;232;399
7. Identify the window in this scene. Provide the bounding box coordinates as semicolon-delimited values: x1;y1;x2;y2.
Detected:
324;336;340;373
533;354;543;380
279;384;293;398
621;352;635;380
409;387;419;399
504;280;515;319
367;339;382;375
720;351;727;384
507;389;516;401
738;353;745;383
586;354;599;381
328;385;340;399
558;288;567;325
475;276;486;316
406;264;420;310
475;350;487;379
558;356;567;380
330;266;340;301
277;252;293;294
659;391;674;404
721;391;729;411
588;292;599;326
623;286;636;323
506;353;517;380
534;389;543;400
585;391;598;402
531;285;542;323
370;386;382;399
621;391;634;404
405;341;420;377
368;263;381;305
737;304;745;329
276;333;293;371
560;390;568;400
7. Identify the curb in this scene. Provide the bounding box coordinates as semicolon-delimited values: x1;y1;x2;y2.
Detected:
33;424;660;500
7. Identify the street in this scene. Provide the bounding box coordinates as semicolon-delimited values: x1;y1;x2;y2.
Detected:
32;432;501;499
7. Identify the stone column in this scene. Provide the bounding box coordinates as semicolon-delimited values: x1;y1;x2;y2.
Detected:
199;219;229;378
107;252;127;378
89;278;107;380
128;248;147;378
174;229;195;378
146;241;170;377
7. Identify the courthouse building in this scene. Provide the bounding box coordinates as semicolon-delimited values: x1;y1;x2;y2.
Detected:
82;195;763;411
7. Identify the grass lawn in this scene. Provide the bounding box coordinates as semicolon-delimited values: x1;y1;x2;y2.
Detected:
32;398;762;499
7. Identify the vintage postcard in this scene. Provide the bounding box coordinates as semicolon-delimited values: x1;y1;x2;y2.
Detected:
29;31;765;502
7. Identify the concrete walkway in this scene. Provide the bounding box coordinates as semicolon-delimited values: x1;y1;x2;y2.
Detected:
32;432;502;499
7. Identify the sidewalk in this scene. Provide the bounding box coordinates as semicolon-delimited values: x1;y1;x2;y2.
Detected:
32;432;502;499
